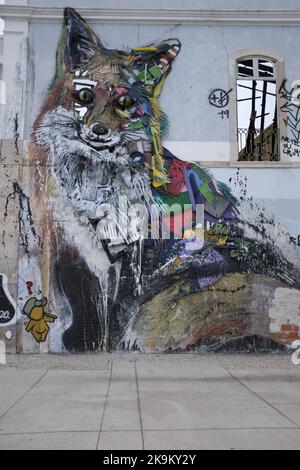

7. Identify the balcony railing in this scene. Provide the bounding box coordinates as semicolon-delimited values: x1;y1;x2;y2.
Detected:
238;127;279;162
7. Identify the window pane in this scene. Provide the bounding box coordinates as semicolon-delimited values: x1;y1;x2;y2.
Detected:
258;60;275;78
237;79;279;161
237;59;253;78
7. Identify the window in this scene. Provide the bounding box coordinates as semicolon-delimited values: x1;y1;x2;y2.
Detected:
236;57;279;161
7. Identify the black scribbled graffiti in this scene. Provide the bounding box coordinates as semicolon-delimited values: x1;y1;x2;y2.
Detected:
4;182;40;253
280;80;300;142
13;114;19;156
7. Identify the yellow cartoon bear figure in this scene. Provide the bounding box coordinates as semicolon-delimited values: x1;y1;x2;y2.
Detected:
23;297;57;343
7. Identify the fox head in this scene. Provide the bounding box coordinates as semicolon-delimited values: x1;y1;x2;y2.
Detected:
32;8;181;243
34;8;181;181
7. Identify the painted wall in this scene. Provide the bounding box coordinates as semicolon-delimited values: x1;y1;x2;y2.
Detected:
0;2;300;353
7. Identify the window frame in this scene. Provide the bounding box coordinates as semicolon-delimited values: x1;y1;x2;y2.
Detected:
229;49;287;166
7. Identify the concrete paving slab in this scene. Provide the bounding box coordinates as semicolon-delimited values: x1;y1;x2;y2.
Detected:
136;357;228;380
0;369;109;433
102;362;140;431
225;369;300;405
217;354;297;371
273;404;300;426
0;432;99;450
0;368;46;418
143;428;300;450
136;362;297;430
98;431;143;450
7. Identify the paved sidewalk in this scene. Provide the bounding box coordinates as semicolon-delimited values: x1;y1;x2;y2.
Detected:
0;353;300;450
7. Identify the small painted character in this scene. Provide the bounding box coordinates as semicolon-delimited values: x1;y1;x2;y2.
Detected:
23;297;57;343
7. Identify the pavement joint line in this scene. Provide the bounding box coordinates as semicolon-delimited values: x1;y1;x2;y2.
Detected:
97;426;300;431
0;369;49;423
134;361;145;450
270;403;300;406
2;365;111;371
96;360;113;450
217;359;300;429
0;431;107;436
0;426;299;436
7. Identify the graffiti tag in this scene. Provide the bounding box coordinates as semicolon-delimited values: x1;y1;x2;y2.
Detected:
0;274;16;325
291;340;300;365
281;136;300;158
0;311;11;321
218;110;229;119
208;88;232;108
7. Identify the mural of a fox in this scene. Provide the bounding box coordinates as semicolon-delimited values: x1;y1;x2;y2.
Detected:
25;7;300;354
26;8;238;352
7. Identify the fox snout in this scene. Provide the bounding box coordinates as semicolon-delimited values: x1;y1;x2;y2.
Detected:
86;121;111;142
79;121;121;150
91;122;109;136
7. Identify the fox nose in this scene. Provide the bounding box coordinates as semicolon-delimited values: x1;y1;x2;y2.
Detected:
91;122;108;136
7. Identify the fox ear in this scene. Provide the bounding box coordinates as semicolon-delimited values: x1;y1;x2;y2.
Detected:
132;39;181;91
56;8;104;73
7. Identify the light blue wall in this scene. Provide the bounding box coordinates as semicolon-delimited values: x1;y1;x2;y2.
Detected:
25;0;300;11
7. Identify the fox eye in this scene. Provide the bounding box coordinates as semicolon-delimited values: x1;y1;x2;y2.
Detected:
76;88;94;104
117;95;133;108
